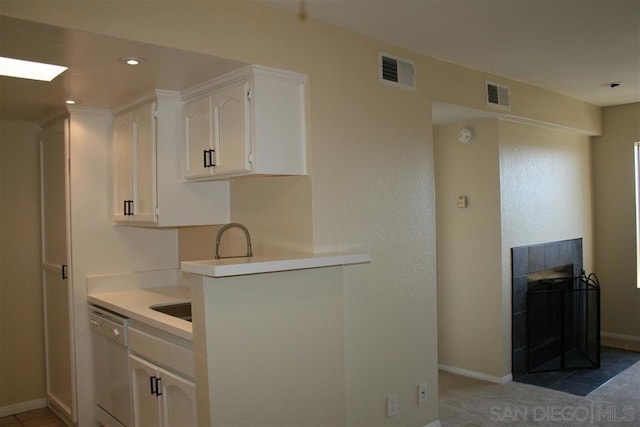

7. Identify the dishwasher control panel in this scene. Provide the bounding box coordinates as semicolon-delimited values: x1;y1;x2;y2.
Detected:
89;305;128;346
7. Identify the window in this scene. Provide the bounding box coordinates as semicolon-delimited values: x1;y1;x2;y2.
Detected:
635;143;640;288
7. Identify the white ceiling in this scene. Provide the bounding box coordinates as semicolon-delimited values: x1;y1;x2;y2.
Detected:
265;0;640;107
0;16;246;122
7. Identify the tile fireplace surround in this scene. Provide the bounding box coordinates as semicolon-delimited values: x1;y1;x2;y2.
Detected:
511;238;583;378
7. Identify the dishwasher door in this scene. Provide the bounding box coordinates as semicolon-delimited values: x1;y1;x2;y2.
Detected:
89;305;132;427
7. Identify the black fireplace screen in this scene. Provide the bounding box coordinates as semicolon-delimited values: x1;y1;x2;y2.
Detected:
527;271;600;373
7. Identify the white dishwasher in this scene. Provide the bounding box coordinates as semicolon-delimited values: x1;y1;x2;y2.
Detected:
89;305;133;427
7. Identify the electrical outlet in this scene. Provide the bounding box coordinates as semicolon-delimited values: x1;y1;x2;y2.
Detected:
418;382;427;404
386;394;398;417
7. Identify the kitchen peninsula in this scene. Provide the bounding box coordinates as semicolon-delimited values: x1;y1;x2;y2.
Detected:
182;252;369;426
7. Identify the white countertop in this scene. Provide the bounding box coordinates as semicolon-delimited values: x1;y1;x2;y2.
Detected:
180;252;370;277
88;285;192;340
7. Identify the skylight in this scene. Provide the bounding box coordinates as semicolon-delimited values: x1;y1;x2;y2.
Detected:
0;56;67;82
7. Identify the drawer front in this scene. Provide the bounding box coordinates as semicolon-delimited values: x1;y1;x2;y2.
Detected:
128;326;194;379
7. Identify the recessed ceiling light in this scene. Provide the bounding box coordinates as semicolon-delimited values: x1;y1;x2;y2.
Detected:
119;56;146;66
65;99;77;105
0;56;67;82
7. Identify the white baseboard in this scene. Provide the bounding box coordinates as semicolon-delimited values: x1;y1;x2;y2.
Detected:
0;398;47;417
439;364;512;384
602;331;640;343
425;420;441;427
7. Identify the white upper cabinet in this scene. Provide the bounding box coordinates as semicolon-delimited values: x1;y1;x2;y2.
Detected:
113;101;156;223
132;103;157;222
113;112;134;221
113;91;230;227
211;80;252;176
183;95;214;180
182;65;307;181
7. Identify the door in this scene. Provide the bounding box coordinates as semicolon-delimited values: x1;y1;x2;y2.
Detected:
212;81;252;176
160;368;197;427
129;354;161;427
132;102;157;223
113;112;133;221
40;119;74;420
183;95;215;179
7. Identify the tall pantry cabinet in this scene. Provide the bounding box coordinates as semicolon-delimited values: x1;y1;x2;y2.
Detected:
40;117;74;422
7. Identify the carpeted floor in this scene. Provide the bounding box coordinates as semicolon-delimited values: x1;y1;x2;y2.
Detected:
439;339;640;426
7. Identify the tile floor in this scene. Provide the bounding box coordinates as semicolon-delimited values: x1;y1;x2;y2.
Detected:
514;346;640;395
0;408;65;427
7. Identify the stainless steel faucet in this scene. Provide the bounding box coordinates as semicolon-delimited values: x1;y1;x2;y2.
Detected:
214;223;253;259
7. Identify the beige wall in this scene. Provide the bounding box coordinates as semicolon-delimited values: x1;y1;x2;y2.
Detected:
1;1;602;425
435;120;504;378
500;120;594;375
435;119;594;380
0;120;46;410
592;103;640;339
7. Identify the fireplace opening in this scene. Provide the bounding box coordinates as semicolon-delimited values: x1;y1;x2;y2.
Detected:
527;266;600;373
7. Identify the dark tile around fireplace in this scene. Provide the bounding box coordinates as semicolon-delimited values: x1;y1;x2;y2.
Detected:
512;276;528;313
512;246;529;277
528;245;545;272
511;238;583;379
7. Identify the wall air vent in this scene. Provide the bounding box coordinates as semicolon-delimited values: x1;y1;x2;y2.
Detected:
379;52;415;90
485;81;510;110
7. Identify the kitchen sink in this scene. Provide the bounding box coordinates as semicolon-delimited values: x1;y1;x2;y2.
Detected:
150;302;192;322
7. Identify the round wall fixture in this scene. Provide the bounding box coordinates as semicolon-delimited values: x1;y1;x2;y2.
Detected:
458;128;473;144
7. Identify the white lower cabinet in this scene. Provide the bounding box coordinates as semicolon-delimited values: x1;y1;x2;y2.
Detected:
159;367;197;427
129;354;196;427
128;324;196;427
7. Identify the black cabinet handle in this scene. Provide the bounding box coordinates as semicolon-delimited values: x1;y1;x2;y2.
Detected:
123;200;134;216
150;376;155;395
61;264;67;280
149;376;162;396
203;149;216;168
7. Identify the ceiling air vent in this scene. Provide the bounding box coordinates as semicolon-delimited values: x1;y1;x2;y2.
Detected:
485;81;510;110
379;52;415;90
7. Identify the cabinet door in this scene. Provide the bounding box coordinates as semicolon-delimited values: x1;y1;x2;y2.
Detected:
113;113;133;222
40;120;74;420
43;269;73;414
132;102;157;223
160;368;197;427
212;81;252;176
183;95;215;179
41;121;68;266
130;355;161;427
